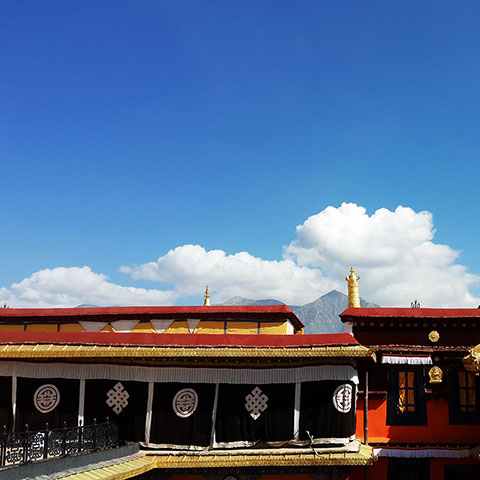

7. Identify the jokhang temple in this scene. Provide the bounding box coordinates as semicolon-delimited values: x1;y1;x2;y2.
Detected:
0;276;478;480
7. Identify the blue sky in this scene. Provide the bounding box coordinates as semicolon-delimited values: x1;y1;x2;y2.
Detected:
1;1;479;307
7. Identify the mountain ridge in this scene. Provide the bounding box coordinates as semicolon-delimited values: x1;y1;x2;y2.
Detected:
221;289;379;333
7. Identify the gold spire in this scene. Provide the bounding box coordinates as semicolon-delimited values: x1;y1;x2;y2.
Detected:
346;268;361;308
203;285;211;306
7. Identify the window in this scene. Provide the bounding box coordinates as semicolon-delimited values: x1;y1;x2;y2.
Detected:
448;364;480;425
458;371;476;412
387;458;430;480
398;371;416;413
387;367;427;426
444;464;480;479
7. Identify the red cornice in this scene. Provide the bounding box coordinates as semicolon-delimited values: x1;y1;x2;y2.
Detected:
0;331;358;347
340;307;480;321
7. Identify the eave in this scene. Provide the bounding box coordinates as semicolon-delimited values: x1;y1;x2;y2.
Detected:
0;343;374;360
60;446;376;479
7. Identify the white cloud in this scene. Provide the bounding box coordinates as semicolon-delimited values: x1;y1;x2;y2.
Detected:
2;204;479;308
0;267;178;308
120;245;333;305
122;203;480;307
284;203;480;307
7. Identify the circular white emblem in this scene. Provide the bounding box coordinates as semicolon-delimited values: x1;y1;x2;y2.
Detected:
34;384;60;413
173;388;198;418
333;384;353;413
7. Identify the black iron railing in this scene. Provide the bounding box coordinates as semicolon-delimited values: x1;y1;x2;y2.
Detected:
0;419;119;467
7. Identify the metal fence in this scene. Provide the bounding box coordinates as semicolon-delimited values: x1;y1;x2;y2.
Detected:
0;420;119;467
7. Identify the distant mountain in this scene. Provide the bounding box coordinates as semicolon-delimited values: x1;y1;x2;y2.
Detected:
75;304;100;308
221;296;284;306
221;290;379;333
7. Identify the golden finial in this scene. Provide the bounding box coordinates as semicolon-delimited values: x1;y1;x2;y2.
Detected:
203;286;211;306
411;299;421;308
346;268;361;308
2;303;8;309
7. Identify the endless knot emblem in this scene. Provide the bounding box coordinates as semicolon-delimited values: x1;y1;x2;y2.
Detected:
34;384;60;413
173;388;198;418
106;382;129;415
332;384;353;413
245;386;268;420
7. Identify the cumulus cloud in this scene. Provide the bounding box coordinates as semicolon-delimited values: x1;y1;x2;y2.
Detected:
120;245;335;305
284;203;480;307
122;203;480;308
1;204;479;308
0;267;178;308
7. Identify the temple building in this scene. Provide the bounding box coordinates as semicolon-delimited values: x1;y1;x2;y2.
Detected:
0;288;375;480
0;276;478;480
342;270;480;480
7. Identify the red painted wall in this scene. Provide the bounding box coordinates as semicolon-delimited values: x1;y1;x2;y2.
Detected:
356;396;480;443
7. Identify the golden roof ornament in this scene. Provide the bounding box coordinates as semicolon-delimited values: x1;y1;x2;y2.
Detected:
428;330;440;343
463;344;480;374
203;286;211;306
346;268;361;308
428;366;443;384
411;299;421;308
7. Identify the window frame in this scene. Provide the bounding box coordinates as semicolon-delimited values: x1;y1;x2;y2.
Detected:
448;363;480;425
386;366;427;426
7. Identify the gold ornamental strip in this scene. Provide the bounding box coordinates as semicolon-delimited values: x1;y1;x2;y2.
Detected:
150;445;375;467
59;446;375;479
61;456;155;480
0;344;374;359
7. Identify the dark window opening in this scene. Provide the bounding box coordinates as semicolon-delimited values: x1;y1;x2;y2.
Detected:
387;367;427;426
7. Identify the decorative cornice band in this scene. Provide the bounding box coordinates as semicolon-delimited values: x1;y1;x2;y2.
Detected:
0;344;374;359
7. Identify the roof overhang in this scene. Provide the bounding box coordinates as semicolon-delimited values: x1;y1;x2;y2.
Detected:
0;332;374;360
340;307;480;322
59;446;376;479
0;305;305;331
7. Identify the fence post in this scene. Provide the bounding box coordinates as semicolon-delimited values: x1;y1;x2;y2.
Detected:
43;423;49;460
78;420;83;454
62;421;67;456
92;418;97;452
23;424;29;464
1;425;6;467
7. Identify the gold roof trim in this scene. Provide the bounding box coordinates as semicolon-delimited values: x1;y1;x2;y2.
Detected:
463;344;480;373
150;444;375;467
62;455;155;480
62;446;375;479
0;343;375;359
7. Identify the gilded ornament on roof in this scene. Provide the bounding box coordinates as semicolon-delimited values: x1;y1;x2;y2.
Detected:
346;268;361;308
428;366;443;383
428;330;440;343
203;285;211;306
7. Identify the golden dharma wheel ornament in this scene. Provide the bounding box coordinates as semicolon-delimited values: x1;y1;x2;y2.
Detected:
428;366;443;383
428;330;440;343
